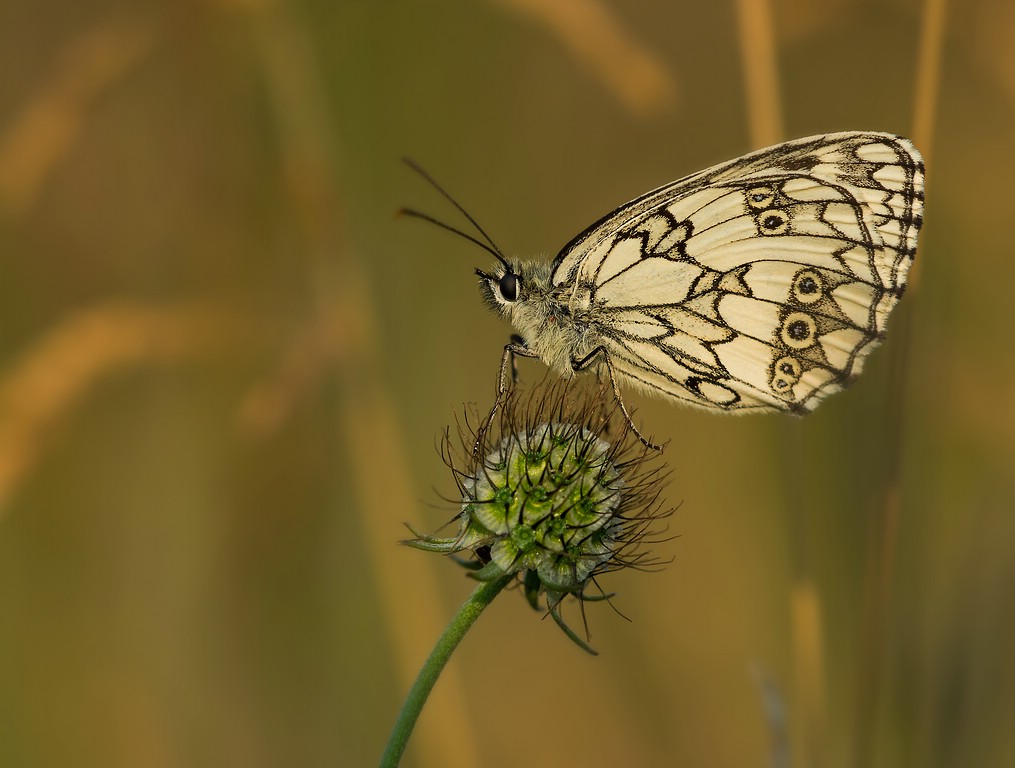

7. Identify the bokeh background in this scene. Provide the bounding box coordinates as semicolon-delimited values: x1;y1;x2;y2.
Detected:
1;0;1013;766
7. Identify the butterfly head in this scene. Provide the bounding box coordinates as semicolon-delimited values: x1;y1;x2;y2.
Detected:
476;259;523;316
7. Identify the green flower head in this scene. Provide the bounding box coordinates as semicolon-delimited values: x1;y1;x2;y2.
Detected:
405;379;672;653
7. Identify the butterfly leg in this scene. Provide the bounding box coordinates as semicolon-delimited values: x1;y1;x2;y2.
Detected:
571;347;662;451
473;340;539;459
508;334;526;383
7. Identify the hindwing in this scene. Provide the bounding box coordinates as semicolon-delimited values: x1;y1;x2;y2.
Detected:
551;132;924;412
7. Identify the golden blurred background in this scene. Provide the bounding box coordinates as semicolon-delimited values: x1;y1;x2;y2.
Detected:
1;0;1013;766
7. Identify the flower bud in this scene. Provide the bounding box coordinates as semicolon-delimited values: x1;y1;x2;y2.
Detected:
406;380;672;652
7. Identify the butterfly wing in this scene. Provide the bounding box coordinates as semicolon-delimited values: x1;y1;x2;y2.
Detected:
551;132;924;412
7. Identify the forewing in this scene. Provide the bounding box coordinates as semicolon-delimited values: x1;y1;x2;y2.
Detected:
551;132;924;412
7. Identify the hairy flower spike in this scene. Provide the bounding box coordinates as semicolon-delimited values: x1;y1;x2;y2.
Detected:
405;378;672;653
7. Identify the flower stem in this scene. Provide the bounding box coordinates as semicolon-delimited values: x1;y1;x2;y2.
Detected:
380;574;513;767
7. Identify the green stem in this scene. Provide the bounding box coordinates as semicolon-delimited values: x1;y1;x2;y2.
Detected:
380;574;513;767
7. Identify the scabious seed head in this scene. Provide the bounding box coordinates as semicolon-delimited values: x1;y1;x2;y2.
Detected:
404;379;672;651
459;421;626;590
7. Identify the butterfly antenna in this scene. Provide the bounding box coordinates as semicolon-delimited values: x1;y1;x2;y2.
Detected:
401;158;510;269
397;208;503;262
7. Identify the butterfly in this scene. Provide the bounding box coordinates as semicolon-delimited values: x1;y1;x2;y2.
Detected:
404;132;924;446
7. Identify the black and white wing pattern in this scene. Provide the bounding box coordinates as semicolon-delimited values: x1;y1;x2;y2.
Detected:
552;132;925;412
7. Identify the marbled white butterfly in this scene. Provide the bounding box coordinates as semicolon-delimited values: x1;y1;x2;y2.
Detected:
407;132;924;445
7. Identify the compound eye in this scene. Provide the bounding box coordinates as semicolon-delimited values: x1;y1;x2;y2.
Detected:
498;273;519;302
